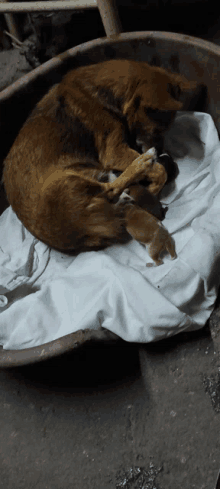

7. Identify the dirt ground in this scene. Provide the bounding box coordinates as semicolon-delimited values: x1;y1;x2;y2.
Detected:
1;6;220;489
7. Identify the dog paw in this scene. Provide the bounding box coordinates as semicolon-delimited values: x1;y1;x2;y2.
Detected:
137;147;157;168
147;224;177;266
127;148;158;184
146;162;168;196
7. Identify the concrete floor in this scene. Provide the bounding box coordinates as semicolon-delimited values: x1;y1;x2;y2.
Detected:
1;7;220;489
1;324;220;488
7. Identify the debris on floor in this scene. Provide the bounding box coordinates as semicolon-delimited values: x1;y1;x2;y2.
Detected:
203;373;220;413
4;31;41;69
115;464;162;489
0;45;31;91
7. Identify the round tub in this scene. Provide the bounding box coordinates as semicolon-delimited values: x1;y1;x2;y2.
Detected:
0;31;218;367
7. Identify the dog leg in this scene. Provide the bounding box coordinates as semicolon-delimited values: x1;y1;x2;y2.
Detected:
103;149;167;201
125;204;176;266
100;126;142;173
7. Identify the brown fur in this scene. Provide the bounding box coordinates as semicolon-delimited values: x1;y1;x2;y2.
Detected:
2;59;197;264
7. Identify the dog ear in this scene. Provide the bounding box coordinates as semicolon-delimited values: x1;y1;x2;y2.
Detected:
161;96;183;111
123;88;182;116
168;74;198;97
179;78;199;92
123;95;139;119
123;72;190;120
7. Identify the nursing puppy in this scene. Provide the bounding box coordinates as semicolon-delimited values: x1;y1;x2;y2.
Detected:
3;59;197;265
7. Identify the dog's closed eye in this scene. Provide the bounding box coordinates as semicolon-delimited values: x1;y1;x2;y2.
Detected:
167;83;181;101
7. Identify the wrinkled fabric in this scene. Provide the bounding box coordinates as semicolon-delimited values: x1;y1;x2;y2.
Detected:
0;111;220;350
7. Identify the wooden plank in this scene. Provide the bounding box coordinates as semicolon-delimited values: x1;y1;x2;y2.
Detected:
97;0;122;36
0;0;97;13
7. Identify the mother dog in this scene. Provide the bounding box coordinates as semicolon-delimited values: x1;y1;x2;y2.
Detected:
3;59;197;265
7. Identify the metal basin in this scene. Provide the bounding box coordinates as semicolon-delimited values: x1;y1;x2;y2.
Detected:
0;30;218;367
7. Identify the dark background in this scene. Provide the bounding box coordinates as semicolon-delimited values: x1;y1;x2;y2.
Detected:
0;4;220;488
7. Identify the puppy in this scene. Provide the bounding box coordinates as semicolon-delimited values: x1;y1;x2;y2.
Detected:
2;59;197;264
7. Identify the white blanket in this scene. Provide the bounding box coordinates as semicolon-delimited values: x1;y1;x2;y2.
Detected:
0;111;220;350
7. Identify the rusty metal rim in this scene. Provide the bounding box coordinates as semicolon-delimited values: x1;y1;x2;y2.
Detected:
0;31;220;103
0;328;120;368
0;30;219;368
0;330;88;368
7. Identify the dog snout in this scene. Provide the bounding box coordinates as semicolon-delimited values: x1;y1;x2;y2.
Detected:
135;132;164;155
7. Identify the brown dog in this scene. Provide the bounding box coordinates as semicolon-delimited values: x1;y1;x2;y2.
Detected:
2;59;197;264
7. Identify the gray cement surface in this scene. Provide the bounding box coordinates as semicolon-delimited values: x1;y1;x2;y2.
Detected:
0;325;220;488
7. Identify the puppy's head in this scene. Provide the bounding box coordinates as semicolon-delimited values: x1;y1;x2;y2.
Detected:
123;65;198;153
